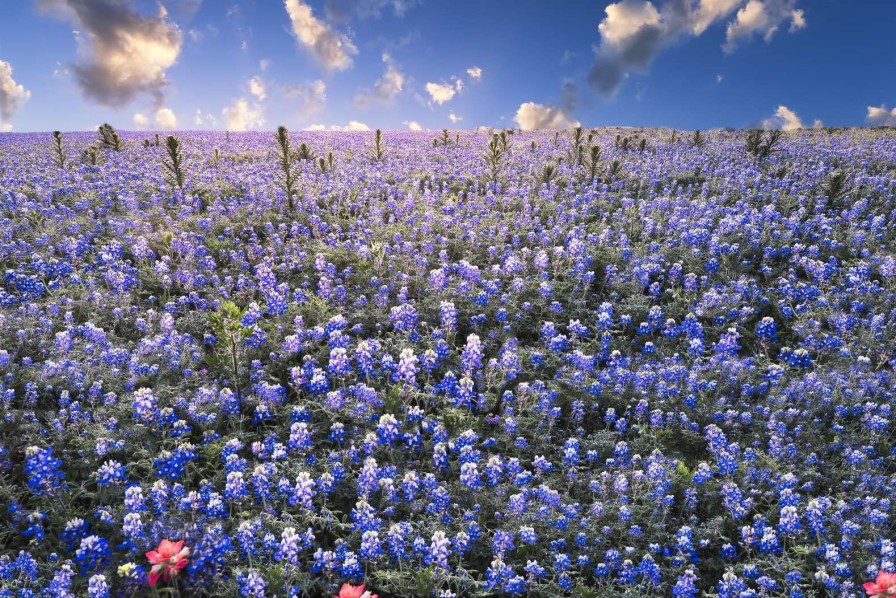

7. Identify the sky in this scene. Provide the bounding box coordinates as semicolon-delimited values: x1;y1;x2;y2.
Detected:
1;0;895;133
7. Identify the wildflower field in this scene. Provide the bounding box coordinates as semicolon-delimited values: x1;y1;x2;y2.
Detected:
1;126;896;597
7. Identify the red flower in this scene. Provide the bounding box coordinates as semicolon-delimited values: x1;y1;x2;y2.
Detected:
335;583;378;598
865;571;896;597
145;539;190;586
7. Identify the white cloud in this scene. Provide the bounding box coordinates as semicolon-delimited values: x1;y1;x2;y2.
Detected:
466;66;482;81
724;0;805;52
425;81;457;105
39;0;182;107
404;120;422;131
284;0;357;71
305;120;370;131
514;102;580;130
285;79;327;121
589;0;805;96
790;8;805;31
690;0;742;35
867;104;896;127
338;120;370;131
259;58;271;71
248;76;266;101
154;107;177;129
762;104;804;131
448;112;462;124
133;112;148;130
133;106;178;130
222;98;265;131
598;0;662;47
716;74;724;83
0;60;30;131
356;53;404;107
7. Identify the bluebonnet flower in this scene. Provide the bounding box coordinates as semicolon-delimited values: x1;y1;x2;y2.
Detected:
87;574;109;598
95;460;127;486
75;535;111;573
24;446;66;496
237;569;268;597
396;348;418;386
755;316;777;341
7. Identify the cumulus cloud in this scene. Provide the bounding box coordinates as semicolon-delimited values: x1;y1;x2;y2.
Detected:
132;112;148;129
588;0;805;97
762;104;810;131
133;106;178;130
724;0;805;52
39;0;182;108
866;104;896;127
248;76;266;101
514;102;580;130
466;66;482;80
404;120;422;131
154;107;177;129
356;53;404;107
324;0;417;22
0;60;31;131
425;81;457;105
284;0;357;71
285;79;327;121
222;98;265;131
305;120;370;131
448;112;462;124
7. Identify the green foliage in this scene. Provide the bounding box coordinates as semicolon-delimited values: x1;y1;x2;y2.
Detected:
536;159;560;186
825;170;849;202
608;158;623;181
317;151;335;174
568;126;597;168
80;145;101;167
143;133;161;148
693;130;705;148
745;129;783;160
206;300;251;401
51;131;67;169
484;131;510;183
162;135;187;190
434;128;455;148
294;142;317;161
371;128;386;162
97;123;123;151
585;144;602;181
275;125;299;210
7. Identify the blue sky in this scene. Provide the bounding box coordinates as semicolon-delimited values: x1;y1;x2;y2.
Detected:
1;0;895;132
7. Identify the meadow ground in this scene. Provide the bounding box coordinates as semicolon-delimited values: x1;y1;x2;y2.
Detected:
1;127;895;597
